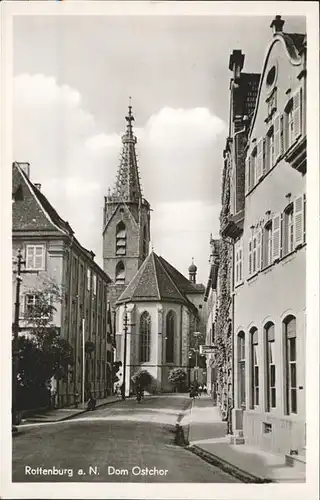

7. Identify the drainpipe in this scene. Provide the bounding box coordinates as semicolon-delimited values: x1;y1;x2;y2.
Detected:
228;118;248;434
180;305;183;368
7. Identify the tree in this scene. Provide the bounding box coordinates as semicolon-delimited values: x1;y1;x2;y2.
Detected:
131;369;153;390
168;368;187;392
16;278;73;408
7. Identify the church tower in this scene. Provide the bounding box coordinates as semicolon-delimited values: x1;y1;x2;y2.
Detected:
103;102;151;305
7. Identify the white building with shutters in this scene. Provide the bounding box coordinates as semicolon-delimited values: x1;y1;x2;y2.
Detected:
231;17;306;457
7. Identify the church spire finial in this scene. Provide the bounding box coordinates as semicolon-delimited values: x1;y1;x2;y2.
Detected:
110;100;142;202
125;96;135;139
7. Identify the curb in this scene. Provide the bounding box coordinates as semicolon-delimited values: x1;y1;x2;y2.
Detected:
18;397;124;427
187;445;273;484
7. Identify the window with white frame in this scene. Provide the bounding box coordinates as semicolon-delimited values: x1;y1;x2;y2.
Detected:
25;293;41;317
252;235;258;274
238;332;246;409
284;204;294;255
235;241;243;286
285;99;295;151
26;245;45;270
265;322;276;411
284;316;297;415
250;328;259;408
249;149;257;190
266;127;275;171
248;238;253;276
93;274;97;296
263;221;273;267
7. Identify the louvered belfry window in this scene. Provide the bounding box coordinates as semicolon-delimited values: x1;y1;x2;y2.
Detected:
116;221;127;256
139;311;151;363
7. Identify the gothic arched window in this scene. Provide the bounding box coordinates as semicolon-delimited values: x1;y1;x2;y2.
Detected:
139;311;151;363
166;310;175;363
116;221;126;256
115;261;125;284
142;225;148;259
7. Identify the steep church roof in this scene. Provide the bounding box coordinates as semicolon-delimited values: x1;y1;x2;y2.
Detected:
116;252;201;309
112;101;143;203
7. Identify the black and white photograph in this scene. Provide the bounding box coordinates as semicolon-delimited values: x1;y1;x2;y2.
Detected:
1;1;319;499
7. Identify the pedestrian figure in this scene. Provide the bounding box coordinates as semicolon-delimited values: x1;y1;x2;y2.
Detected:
74;391;80;408
87;393;96;411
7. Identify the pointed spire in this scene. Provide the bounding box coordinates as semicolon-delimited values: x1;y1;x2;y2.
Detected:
112;99;142;202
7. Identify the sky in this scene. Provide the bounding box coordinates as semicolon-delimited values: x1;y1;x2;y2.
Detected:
13;13;305;284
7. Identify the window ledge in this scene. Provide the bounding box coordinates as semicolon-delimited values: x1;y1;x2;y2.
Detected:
281;243;306;264
261;263;274;274
234;281;244;290
247;272;259;283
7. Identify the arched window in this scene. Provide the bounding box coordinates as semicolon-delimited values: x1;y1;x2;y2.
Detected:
265;322;276;411
283;315;297;414
116;221;126;256
237;332;246;409
250;327;259;408
115;261;125;284
283;203;294;256
166;310;175;363
142;225;148;259
139;311;151;363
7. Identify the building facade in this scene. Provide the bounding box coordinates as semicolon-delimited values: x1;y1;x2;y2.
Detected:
223;17;307;455
203;237;220;398
12;162;113;407
115;252;205;394
215;48;260;424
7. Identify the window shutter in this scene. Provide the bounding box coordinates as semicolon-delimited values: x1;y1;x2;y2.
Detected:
248;238;253;276
274;113;282;161
26;246;34;269
272;213;281;261
256;229;262;271
292;88;302;141
256;138;264;181
239;246;243;281
280;115;284;154
245;155;250;194
35;246;44;269
294;195;304;247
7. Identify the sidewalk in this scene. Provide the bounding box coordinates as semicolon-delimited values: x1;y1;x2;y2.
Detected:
181;395;306;483
19;395;121;425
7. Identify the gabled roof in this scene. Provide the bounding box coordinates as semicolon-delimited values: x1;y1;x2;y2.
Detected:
12;162;111;281
116;252;202;310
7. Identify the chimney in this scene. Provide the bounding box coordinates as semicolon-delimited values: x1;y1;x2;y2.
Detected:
16;162;30;178
229;50;245;81
270;15;285;35
34;183;41;191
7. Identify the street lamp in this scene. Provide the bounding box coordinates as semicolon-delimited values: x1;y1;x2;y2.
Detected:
121;304;128;400
12;249;26;429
